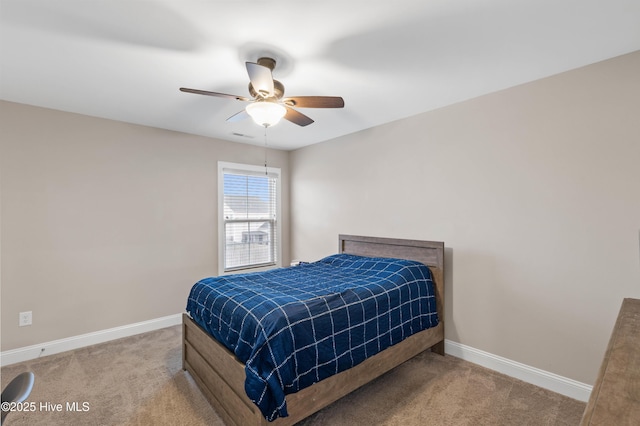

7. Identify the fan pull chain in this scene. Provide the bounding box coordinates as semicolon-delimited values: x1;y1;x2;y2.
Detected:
263;125;268;175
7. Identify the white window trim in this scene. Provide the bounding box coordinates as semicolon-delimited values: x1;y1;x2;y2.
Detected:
218;161;282;276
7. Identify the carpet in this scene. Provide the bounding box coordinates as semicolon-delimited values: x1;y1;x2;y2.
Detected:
0;325;585;425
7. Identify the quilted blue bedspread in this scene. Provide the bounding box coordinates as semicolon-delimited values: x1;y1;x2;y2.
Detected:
186;254;439;421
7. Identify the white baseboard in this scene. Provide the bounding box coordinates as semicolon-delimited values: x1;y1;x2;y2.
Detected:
0;313;182;367
0;318;593;402
445;340;592;402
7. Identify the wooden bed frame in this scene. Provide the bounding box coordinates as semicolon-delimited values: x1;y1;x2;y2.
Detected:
182;234;445;425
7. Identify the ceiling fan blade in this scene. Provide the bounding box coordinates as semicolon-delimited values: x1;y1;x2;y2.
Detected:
284;106;314;127
283;96;344;108
180;87;250;102
226;109;250;122
246;62;274;97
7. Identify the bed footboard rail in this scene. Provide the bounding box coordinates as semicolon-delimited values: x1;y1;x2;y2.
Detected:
183;313;444;426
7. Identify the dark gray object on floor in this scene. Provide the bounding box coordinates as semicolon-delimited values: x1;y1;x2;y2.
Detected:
1;371;35;425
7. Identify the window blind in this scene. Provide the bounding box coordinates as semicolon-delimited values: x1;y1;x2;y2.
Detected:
222;168;278;271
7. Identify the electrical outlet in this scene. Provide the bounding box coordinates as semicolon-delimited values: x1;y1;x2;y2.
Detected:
19;311;32;326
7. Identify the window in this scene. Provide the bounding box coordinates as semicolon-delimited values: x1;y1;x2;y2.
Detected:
218;162;281;274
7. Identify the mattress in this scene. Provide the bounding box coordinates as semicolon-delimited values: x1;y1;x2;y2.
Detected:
186;253;439;421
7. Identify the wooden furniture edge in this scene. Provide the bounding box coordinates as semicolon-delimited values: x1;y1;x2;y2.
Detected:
580;298;640;425
183;235;446;425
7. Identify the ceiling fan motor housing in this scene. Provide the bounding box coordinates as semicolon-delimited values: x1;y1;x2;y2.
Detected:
256;57;277;70
249;79;284;100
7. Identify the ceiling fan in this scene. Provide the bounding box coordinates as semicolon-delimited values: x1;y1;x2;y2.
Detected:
180;57;344;128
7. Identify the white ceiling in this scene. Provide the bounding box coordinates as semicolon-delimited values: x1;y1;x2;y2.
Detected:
1;0;639;151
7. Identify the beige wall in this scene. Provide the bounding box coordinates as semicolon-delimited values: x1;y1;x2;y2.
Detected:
289;51;640;385
0;101;290;350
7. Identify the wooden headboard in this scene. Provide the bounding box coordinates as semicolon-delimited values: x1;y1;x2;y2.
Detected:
339;234;445;332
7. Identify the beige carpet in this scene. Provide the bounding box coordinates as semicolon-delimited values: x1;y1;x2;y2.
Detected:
1;325;585;425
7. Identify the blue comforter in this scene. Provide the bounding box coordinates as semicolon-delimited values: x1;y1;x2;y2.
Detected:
186;254;439;421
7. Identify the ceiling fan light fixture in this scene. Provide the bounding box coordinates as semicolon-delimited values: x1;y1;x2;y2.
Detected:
246;101;286;127
181;56;343;128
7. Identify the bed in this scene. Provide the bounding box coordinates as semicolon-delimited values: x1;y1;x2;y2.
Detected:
182;234;445;425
